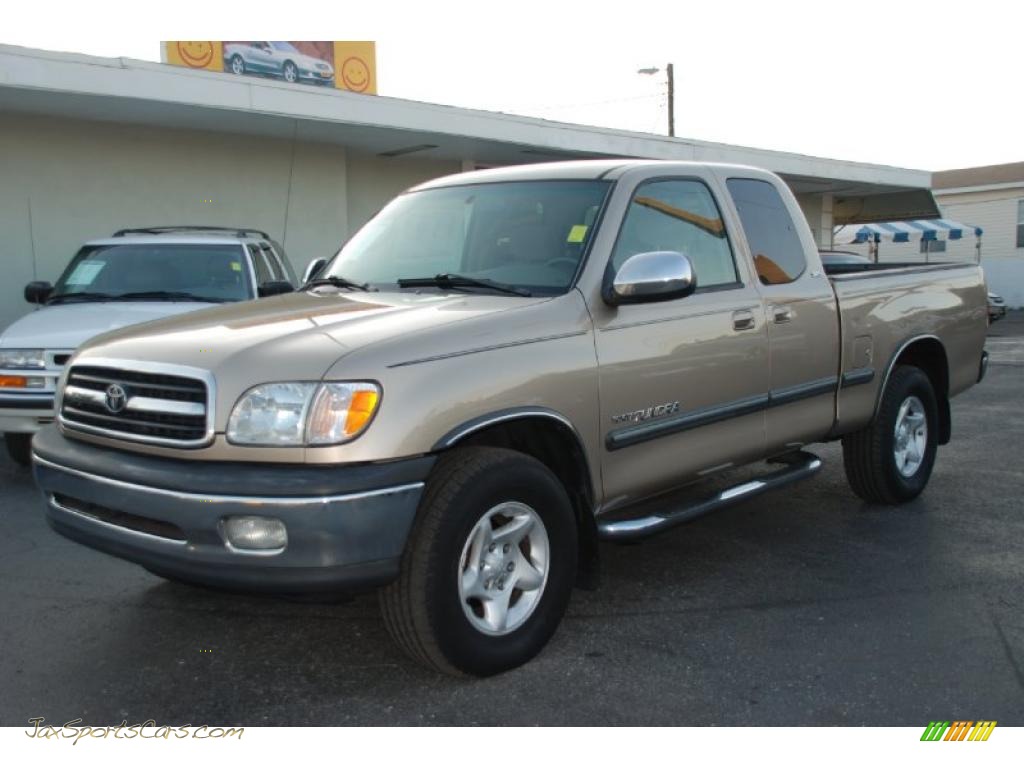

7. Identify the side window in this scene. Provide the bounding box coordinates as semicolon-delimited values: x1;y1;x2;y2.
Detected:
1017;199;1024;249
259;243;285;280
726;178;807;285
266;239;297;284
248;244;273;284
611;180;738;289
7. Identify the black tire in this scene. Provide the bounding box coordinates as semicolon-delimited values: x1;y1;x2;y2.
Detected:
229;54;245;75
842;365;939;504
283;61;298;83
380;447;577;676
4;433;31;467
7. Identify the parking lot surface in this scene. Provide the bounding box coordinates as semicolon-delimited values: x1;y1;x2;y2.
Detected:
1;315;1022;726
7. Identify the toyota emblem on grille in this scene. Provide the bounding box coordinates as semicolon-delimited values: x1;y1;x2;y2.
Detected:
105;384;128;413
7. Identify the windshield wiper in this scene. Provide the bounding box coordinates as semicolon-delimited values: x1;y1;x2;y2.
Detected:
113;291;229;303
397;273;532;297
304;275;372;292
46;291;118;304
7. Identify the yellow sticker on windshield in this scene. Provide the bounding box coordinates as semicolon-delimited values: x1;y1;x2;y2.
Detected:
567;225;588;243
230;261;241;272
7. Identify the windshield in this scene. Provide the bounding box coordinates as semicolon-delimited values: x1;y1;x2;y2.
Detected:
271;41;299;53
324;180;611;295
50;244;252;303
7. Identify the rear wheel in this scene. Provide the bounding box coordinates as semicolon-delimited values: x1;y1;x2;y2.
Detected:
842;365;938;504
380;447;577;676
4;433;31;467
229;54;245;75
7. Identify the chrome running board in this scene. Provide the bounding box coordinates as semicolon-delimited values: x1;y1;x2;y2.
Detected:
597;451;823;542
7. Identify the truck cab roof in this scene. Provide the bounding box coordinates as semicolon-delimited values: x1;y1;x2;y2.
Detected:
414;159;770;190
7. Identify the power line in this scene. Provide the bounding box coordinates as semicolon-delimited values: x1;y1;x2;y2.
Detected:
502;90;666;113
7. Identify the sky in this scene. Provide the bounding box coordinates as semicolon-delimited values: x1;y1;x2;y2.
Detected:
3;0;1019;172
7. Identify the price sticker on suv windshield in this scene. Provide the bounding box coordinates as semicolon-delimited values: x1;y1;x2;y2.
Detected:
567;225;588;243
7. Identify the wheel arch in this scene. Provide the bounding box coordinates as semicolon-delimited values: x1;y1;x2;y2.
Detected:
434;408;600;589
876;335;951;444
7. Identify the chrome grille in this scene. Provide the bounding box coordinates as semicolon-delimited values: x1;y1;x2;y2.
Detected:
60;364;212;447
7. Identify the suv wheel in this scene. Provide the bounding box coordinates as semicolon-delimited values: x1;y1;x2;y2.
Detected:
4;433;31;467
842;365;939;504
380;447;577;676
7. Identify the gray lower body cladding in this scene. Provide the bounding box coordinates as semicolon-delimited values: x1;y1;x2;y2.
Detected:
31;426;433;594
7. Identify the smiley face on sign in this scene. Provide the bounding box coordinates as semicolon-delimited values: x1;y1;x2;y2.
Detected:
340;56;371;92
176;41;215;69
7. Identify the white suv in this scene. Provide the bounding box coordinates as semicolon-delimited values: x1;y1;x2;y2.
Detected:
0;226;298;465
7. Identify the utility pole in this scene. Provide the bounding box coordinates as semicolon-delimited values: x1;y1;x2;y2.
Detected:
638;63;675;137
666;62;675;137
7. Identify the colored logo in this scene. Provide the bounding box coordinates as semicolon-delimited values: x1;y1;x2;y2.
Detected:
920;721;996;741
176;41;215;69
105;384;128;414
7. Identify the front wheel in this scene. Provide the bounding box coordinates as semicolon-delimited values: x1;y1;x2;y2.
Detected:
842;365;938;504
282;61;298;83
4;433;31;467
380;447;577;676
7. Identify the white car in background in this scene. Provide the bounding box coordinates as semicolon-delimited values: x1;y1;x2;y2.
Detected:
223;41;334;85
0;226;298;466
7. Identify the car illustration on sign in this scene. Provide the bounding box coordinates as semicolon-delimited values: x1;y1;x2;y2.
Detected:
223;41;334;86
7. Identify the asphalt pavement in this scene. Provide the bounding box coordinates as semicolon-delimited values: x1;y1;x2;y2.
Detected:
1;314;1022;726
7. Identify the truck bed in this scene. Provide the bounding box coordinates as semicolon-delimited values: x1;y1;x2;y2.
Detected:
829;261;988;437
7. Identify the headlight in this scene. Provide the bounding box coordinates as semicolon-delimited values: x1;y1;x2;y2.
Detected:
0;349;46;369
227;381;380;446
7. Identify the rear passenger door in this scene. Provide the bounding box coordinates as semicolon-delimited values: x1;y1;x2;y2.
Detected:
725;177;840;453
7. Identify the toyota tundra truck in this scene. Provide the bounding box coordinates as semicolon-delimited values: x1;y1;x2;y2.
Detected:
31;161;990;677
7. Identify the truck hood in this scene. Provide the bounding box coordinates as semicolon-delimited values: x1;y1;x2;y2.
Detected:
0;301;217;350
74;289;550;381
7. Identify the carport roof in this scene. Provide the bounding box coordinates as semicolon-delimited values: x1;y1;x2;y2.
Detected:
0;44;937;223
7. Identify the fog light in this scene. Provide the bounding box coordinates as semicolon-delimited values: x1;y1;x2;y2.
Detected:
221;516;287;552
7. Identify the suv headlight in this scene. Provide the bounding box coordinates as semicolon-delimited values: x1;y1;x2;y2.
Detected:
227;381;381;446
0;349;46;369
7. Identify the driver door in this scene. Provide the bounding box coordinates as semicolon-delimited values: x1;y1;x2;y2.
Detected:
591;177;769;507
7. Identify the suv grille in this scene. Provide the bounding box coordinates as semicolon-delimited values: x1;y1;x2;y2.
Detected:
60;365;210;446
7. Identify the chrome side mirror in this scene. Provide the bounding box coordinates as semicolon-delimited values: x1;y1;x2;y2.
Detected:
302;258;328;284
604;251;696;306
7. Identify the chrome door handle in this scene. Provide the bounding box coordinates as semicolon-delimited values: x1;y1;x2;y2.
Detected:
732;310;755;331
773;306;793;324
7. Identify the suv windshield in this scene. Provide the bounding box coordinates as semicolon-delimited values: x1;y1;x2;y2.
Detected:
324;180;611;295
49;244;252;303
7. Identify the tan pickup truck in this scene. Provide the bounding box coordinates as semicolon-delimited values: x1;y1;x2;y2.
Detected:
31;160;989;676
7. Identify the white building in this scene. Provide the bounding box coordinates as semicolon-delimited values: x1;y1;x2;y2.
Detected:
935;163;1024;307
0;43;941;330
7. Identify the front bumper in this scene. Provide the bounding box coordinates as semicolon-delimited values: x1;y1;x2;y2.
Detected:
0;393;55;434
32;426;433;594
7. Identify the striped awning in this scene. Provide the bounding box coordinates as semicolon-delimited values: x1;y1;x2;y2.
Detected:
836;219;983;244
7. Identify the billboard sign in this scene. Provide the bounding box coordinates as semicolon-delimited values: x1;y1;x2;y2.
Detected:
163;41;377;94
